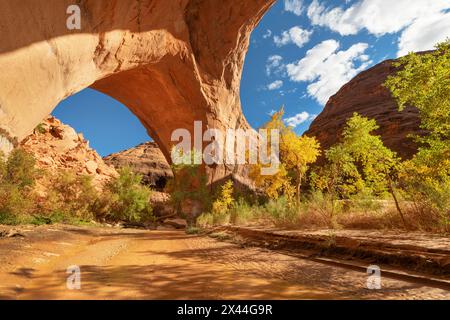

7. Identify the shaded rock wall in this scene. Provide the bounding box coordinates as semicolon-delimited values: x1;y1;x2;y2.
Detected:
104;142;173;191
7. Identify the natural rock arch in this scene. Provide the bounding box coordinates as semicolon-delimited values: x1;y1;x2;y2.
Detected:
0;0;275;187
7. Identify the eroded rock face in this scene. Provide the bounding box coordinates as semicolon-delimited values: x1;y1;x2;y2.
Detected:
20;116;118;188
104;142;173;191
0;0;275;189
305;59;424;159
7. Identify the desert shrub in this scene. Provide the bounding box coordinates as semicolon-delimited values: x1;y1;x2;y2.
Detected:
0;184;34;225
299;191;341;228
196;211;228;227
0;150;156;225
35;123;47;134
198;182;261;227
196;212;214;227
229;198;261;225
41;171;99;222
185;225;202;235
198;200;260;227
105;167;153;223
261;196;297;227
0;149;38;224
3;148;38;190
400;177;450;232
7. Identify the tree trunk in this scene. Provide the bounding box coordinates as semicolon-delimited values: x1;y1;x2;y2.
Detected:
387;173;407;228
296;173;302;205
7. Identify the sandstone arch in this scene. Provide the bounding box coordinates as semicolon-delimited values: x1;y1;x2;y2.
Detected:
0;0;275;187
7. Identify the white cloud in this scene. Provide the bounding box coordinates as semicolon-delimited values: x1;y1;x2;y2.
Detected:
263;29;272;39
285;112;317;128
286;40;372;105
398;11;450;56
266;55;284;76
307;0;450;56
267;80;283;91
284;0;304;16
274;26;313;48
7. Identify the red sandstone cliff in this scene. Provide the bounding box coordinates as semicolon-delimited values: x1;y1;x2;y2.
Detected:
104;142;173;191
305;59;425;159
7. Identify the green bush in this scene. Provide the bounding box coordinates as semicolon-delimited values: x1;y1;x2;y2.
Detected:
260;196;298;227
0;150;155;225
196;212;214;227
229;198;259;225
0;184;34;224
105;167;154;223
41;171;99;222
0;149;37;224
3;148;38;189
35;123;47;134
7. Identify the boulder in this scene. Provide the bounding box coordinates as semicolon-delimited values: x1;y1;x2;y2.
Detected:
163;219;188;230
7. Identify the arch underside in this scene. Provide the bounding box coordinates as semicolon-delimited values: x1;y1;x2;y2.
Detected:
0;0;275;186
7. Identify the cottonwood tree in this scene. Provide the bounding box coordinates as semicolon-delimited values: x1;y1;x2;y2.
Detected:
281;130;320;204
312;113;403;222
250;108;320;203
385;40;450;227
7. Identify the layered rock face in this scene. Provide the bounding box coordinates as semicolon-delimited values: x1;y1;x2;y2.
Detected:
305;59;423;159
20;116;117;187
104;142;173;191
0;0;275;190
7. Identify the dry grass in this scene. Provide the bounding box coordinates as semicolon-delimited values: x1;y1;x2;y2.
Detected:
197;196;449;234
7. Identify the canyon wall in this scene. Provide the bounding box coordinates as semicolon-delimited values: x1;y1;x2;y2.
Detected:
104;142;173;191
305;59;424;159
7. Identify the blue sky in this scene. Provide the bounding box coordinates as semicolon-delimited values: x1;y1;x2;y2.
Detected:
53;0;450;156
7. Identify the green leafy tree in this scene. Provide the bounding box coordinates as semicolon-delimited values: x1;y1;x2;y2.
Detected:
385;40;450;228
385;40;450;148
281;130;321;204
314;113;399;198
311;113;405;224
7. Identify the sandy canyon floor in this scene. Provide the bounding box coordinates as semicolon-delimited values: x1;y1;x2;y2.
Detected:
0;225;448;300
